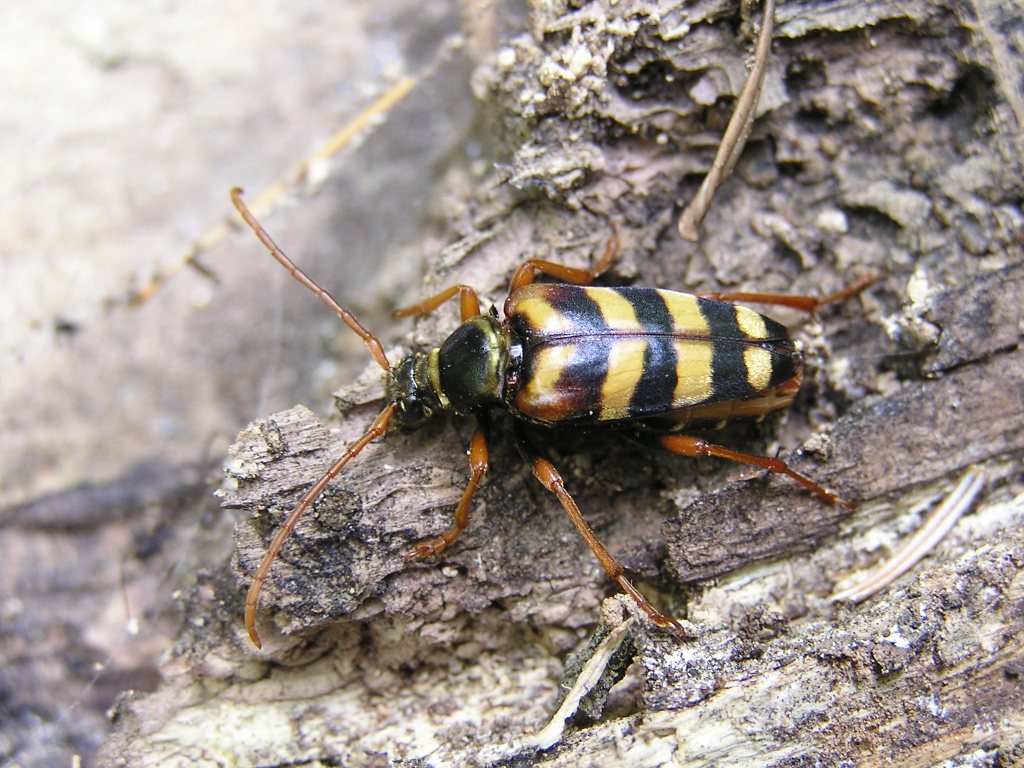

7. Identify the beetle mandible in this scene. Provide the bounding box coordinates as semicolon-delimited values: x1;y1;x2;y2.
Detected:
231;188;872;648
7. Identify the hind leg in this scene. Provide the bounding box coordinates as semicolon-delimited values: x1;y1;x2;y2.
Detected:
656;433;851;509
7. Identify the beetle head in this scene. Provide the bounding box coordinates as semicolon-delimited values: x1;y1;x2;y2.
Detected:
386;353;441;429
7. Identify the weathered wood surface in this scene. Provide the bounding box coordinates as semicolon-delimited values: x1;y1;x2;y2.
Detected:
101;0;1024;765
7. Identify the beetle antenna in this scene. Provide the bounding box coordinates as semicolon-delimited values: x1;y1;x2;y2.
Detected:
231;188;391;372
245;402;396;648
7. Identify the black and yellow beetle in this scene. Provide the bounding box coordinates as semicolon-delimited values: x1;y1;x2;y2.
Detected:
231;188;872;647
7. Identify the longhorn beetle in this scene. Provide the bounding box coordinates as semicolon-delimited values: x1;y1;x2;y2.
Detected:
232;188;874;648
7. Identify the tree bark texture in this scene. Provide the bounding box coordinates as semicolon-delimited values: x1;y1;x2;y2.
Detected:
101;1;1023;766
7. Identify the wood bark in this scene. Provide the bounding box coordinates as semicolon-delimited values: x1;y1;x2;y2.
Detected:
100;1;1024;765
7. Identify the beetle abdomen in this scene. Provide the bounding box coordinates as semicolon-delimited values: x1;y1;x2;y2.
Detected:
505;284;801;425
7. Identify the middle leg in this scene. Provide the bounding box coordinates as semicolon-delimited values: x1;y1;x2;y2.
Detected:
508;232;619;293
516;427;691;636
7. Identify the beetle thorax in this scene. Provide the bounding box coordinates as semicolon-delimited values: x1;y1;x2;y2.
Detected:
387;316;510;428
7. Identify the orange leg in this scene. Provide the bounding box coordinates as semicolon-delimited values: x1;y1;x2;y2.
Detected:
515;426;689;636
657;434;852;509
405;419;489;561
700;273;879;315
397;231;620;321
393;284;481;322
508;232;619;293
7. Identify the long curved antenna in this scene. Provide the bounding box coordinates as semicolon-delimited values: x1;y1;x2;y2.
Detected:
231;188;391;372
232;187;399;646
245;402;396;647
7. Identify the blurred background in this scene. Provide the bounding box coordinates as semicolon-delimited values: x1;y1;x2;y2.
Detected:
0;2;474;764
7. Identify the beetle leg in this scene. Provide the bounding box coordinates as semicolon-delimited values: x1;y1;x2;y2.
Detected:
699;273;879;316
393;284;482;322
405;417;489;561
656;434;853;509
513;427;689;635
529;456;690;636
508;231;619;293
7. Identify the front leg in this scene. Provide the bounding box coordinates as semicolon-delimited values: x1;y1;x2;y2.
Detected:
393;284;482;321
405;416;490;561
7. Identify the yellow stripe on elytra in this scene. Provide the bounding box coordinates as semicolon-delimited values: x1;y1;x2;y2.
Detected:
735;306;770;340
590;289;642;332
516;295;574;335
521;344;574;407
743;345;773;392
599;338;648;420
672;340;714;406
661;292;711;336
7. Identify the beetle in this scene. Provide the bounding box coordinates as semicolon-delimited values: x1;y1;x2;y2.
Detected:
231;188;873;648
